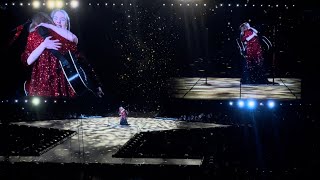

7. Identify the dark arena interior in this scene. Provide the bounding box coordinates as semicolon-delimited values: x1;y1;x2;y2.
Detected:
0;0;319;179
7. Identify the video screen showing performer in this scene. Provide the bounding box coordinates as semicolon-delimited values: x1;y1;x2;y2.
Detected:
1;4;303;103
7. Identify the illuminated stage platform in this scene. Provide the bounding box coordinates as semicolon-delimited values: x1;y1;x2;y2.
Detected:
0;100;317;179
170;77;301;100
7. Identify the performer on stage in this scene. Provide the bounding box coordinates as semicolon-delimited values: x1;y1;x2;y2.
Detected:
119;106;129;125
239;22;271;84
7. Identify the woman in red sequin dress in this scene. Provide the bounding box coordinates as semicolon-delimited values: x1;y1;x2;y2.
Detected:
21;11;78;98
239;22;270;84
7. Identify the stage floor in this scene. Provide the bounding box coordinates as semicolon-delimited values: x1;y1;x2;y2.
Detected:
170;77;301;100
1;117;227;166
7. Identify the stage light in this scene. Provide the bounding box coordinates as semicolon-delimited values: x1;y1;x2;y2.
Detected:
56;0;64;8
229;101;233;106
247;100;256;109
237;100;245;108
267;101;275;108
70;0;79;8
32;1;41;9
47;0;55;9
32;97;40;106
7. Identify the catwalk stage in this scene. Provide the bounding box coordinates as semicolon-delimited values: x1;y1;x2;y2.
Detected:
0;102;318;179
1;117;226;165
170;77;301;100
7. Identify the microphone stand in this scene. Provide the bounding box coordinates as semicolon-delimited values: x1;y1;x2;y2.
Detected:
272;25;276;85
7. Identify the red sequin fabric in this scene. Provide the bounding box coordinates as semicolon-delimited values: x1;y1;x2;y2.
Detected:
21;28;77;98
241;29;264;67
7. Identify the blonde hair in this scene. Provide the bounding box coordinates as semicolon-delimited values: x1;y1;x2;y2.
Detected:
50;9;71;30
29;12;54;32
240;22;251;29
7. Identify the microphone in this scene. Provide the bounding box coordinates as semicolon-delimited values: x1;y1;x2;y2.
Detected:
11;19;32;32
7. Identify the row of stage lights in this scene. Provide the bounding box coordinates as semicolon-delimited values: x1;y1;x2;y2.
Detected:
3;0;79;9
229;100;277;109
0;97;311;109
1;97;67;106
2;1;296;9
227;99;313;110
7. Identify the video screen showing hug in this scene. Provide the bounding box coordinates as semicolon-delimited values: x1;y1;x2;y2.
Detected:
0;2;303;103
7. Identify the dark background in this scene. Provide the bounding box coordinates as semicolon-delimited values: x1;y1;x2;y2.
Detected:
0;0;318;109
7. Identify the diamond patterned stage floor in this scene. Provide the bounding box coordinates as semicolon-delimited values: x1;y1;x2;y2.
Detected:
0;117;227;166
1;109;317;179
170;77;301;100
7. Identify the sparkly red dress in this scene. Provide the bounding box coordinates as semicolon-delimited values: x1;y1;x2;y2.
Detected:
241;29;264;65
241;29;269;84
21;28;77;98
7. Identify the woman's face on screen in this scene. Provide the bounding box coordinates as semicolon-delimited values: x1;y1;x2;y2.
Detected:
52;11;68;29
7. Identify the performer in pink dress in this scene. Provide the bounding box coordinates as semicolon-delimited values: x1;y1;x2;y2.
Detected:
119;107;129;125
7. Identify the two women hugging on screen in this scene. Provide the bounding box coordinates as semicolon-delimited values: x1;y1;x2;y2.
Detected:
21;10;104;98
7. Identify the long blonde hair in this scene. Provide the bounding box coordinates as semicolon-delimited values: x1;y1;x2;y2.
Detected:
29;12;54;32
